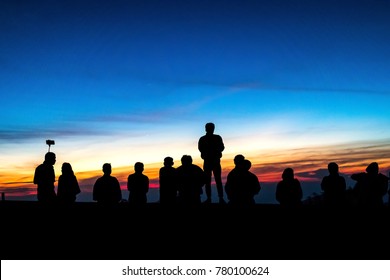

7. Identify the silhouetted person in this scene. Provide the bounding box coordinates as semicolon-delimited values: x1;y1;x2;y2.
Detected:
198;122;225;204
388;171;390;206
351;162;389;208
127;162;149;206
276;168;303;207
159;156;178;205
93;163;122;205
33;152;57;204
225;158;261;207
57;162;80;205
176;155;206;206
321;162;347;207
225;154;245;201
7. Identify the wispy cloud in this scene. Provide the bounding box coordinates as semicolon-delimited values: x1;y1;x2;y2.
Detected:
228;82;390;95
233;139;390;184
0;127;106;143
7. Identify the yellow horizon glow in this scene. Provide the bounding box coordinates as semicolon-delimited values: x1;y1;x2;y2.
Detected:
1;138;389;199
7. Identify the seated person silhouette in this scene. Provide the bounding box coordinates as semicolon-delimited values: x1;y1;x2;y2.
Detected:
93;163;122;205
176;155;206;206
225;154;245;200
33;152;57;204
127;162;149;206
351;162;389;208
321;162;346;207
57;162;81;205
225;157;261;207
159;156;178;205
275;168;303;207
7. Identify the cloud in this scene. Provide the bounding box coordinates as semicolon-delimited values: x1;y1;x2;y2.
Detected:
0;185;36;197
0;126;106;143
91;111;176;124
246;139;390;182
87;92;229;125
228;83;390;96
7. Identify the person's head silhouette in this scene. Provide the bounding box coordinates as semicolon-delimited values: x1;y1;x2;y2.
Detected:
328;162;339;175
44;152;56;165
243;159;252;171
181;155;193;166
102;163;112;175
205;122;215;134
61;162;74;175
282;168;294;181
233;154;245;167
366;162;379;175
134;162;144;173
163;157;174;167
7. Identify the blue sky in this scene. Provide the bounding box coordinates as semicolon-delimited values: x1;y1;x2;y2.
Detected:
1;0;389;203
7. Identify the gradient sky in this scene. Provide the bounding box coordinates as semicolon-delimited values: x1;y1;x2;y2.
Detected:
1;0;390;203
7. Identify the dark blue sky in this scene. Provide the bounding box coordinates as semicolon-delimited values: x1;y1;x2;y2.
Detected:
2;0;389;97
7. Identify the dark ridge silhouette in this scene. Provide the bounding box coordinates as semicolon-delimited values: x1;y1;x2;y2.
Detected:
198;122;225;204
127;162;149;206
1;200;390;260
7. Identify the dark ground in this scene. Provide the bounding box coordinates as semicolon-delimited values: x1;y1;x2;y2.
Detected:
1;201;389;260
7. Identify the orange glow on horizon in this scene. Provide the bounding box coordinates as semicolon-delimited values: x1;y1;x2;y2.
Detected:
1;141;389;200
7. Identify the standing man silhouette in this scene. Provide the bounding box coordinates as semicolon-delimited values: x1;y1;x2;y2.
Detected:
34;152;57;204
127;162;149;207
198;122;225;204
93;163;122;206
321;162;346;207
